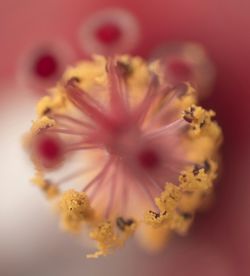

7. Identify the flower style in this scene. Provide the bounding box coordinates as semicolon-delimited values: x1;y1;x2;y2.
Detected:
78;8;140;55
26;55;222;258
151;42;216;98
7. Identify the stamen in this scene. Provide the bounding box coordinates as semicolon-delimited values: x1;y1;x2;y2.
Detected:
144;118;187;140
144;172;164;193
66;79;110;127
51;113;95;130
66;145;102;152
56;166;96;185
135;175;158;210
145;84;189;129
120;164;129;215
106;58;128;114
46;128;89;136
104;159;120;218
83;157;114;193
133;74;159;125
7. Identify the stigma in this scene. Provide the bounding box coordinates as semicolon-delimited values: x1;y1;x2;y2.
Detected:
26;55;222;258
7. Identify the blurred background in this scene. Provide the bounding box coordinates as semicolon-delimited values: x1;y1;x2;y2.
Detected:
0;0;249;275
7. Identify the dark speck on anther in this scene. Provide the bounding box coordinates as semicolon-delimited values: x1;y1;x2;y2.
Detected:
169;194;175;200
183;107;195;123
200;120;206;128
176;208;193;220
43;107;51;115
149;210;161;219
117;61;133;77
193;160;211;175
65;77;81;91
69;77;81;84
204;160;211;172
181;211;193;220
183;114;193;123
116;217;134;231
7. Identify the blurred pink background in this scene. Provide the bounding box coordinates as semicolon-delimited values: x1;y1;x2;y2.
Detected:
0;1;249;276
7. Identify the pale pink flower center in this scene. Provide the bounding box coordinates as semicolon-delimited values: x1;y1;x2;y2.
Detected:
34;59;189;217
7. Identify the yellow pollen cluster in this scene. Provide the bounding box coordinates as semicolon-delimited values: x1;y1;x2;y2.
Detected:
31;116;56;135
144;159;218;238
183;105;216;136
87;219;136;258
36;86;68;116
32;172;59;199
59;190;93;233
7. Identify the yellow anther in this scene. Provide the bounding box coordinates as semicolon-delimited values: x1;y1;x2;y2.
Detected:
36;86;68;116
155;183;181;212
87;221;118;258
31;116;56;135
183;104;215;136
59;190;92;233
32;172;59;199
144;210;169;227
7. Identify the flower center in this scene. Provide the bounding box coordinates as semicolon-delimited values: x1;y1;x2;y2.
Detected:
101;118;161;171
137;148;160;170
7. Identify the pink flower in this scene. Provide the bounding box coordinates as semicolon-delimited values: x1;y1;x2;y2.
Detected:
0;0;249;275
